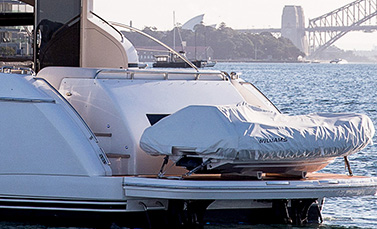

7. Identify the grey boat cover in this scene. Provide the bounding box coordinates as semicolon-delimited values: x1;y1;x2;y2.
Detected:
140;103;375;161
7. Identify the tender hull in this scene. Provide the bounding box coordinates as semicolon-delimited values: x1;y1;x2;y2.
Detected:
209;158;334;177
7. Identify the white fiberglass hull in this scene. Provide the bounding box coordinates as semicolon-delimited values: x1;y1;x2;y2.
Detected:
0;173;375;211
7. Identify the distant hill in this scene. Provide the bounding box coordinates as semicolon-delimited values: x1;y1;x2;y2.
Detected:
122;23;306;62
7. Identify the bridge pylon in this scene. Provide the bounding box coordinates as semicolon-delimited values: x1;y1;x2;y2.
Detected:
281;6;309;55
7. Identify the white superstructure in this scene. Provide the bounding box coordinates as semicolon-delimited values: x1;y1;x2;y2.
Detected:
37;68;246;175
80;0;139;68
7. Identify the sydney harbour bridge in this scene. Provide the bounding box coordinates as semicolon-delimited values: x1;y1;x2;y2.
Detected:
239;0;377;58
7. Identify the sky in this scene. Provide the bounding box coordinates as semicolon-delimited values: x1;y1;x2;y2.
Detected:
94;0;377;51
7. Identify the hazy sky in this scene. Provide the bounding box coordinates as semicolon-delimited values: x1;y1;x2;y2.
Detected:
94;0;377;50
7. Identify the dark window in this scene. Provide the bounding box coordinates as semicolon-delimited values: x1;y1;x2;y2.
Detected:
35;0;81;71
146;114;170;126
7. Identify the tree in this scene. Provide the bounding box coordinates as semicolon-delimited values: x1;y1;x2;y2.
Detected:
122;25;305;61
0;47;16;56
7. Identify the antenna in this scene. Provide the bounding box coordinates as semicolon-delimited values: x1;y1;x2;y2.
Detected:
110;21;199;71
173;11;176;50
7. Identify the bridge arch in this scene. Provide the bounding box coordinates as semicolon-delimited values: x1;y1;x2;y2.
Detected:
308;0;377;57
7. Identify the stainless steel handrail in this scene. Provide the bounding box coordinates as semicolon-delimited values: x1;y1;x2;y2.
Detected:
94;68;226;80
1;66;35;75
238;81;281;113
0;97;55;104
90;11;124;43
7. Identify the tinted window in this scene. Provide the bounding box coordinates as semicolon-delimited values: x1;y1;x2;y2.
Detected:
146;114;170;126
35;0;81;71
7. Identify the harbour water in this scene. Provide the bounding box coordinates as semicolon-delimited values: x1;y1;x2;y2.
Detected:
212;62;377;228
1;62;377;228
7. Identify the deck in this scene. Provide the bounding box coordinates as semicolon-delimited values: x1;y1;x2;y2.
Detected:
123;173;377;200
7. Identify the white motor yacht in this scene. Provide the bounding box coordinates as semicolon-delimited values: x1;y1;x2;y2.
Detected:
0;0;376;227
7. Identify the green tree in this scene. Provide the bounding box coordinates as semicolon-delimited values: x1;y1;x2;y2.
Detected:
0;47;16;56
122;24;305;61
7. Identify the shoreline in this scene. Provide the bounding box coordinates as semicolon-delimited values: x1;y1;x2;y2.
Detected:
214;59;312;63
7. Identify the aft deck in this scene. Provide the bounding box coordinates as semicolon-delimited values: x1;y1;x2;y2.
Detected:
123;173;377;200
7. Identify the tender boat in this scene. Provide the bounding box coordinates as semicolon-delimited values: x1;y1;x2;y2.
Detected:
330;58;348;64
0;0;376;227
153;53;216;68
140;102;374;178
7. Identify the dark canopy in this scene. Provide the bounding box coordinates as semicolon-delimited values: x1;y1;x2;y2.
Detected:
20;0;35;6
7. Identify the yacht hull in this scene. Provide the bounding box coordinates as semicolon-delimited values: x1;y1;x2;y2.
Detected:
0;173;374;227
